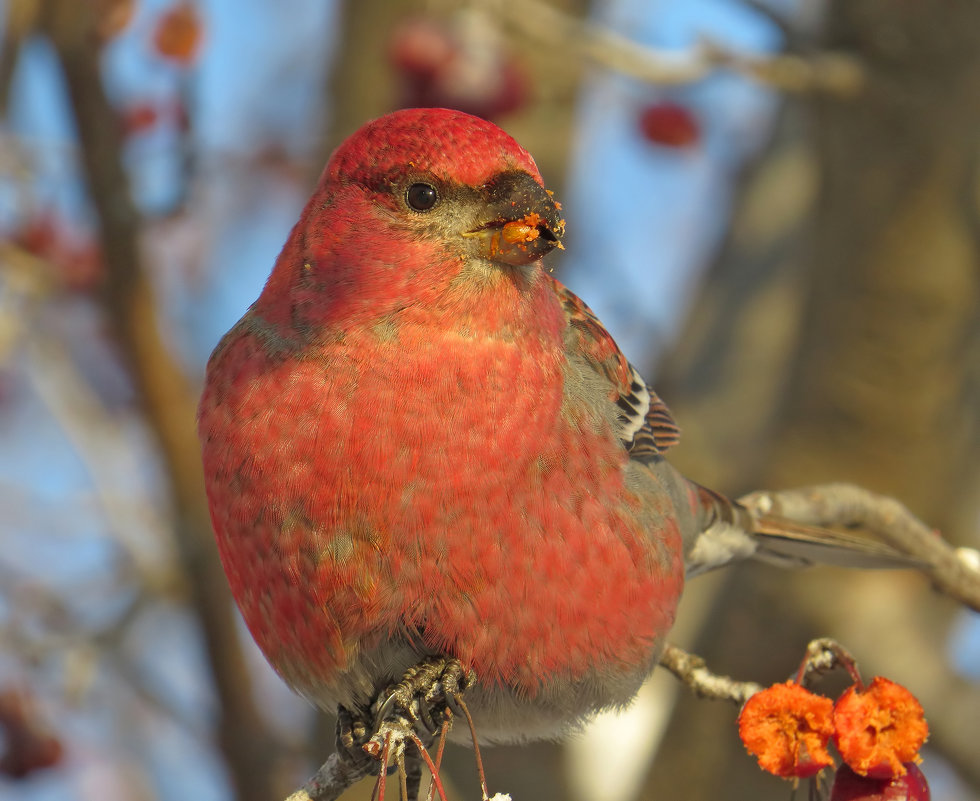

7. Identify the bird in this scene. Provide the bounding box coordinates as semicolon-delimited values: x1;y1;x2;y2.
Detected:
197;107;906;751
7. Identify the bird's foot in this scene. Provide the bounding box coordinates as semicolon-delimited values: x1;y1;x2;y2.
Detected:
335;658;473;801
335;705;377;774
372;656;474;741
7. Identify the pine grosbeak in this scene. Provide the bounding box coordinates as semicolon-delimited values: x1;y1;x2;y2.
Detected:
198;108;899;743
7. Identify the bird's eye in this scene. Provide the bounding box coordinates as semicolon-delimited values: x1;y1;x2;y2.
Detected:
406;183;438;212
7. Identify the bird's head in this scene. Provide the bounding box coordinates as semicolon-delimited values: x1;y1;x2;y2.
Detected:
257;108;565;328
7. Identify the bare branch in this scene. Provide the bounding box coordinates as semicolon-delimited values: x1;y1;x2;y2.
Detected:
472;0;865;95
662;637;874;706
35;2;281;798
23;333;179;581
741;483;980;613
285;752;374;801
794;637;863;688
658;643;764;705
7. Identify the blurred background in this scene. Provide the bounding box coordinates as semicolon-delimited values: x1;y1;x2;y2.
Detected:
0;0;978;799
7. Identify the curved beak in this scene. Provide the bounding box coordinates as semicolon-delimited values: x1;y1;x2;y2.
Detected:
463;171;565;266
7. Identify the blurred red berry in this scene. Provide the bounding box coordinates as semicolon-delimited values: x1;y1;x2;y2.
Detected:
834;677;929;778
738;682;835;778
830;763;931;801
0;688;64;779
12;212;105;293
389;17;456;83
153;1;204;65
61;242;106;293
13;212;56;260
120;97;192;137
387;16;528;121
638;101;700;148
121;102;161;137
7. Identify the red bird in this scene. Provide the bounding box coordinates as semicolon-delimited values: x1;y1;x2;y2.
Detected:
198;108;898;745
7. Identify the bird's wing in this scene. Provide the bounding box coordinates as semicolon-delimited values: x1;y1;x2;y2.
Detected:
545;278;916;575
688;482;920;575
548;275;680;460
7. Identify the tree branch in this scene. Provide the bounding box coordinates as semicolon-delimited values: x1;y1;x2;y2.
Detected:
472;0;865;95
740;483;980;613
659;644;764;705
285;752;374;801
35;3;281;799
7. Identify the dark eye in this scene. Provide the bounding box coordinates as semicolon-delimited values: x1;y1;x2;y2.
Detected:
406;183;438;211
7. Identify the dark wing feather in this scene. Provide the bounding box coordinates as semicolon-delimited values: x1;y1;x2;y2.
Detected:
547;275;680;460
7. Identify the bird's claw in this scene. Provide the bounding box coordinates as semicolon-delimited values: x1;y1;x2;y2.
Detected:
335;655;474;797
372;656;473;741
336;705;383;774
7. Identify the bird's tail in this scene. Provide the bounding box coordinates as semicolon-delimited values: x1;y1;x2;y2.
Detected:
685;483;914;577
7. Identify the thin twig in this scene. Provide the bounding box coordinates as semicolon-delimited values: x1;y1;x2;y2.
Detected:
372;732;393;801
455;695;490;801
426;715;452;801
740;483;980;612
285;752;375;801
408;733;450;801
658;643;764;705
473;0;865;95
663;637;871;707
24;334;179;582
794;637;863;689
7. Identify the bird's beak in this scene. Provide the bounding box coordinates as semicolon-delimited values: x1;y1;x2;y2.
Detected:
462;171;565;266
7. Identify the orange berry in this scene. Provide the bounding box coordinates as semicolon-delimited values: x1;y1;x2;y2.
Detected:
153;1;203;65
833;677;928;779
738;682;835;778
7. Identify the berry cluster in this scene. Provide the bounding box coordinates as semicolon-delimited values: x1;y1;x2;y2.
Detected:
739;674;929;800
